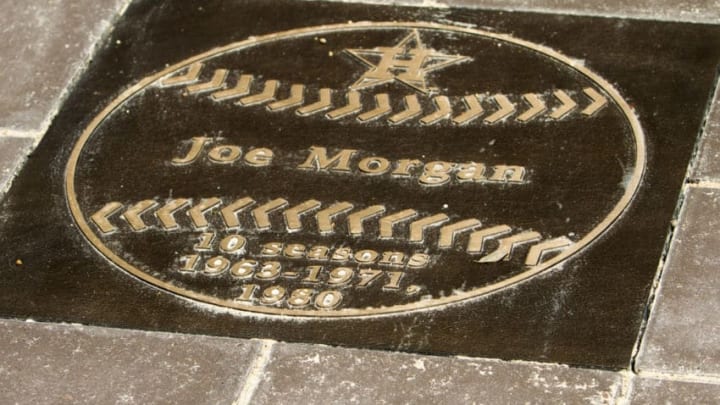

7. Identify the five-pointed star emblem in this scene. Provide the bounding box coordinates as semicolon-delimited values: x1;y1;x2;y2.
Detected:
345;30;471;94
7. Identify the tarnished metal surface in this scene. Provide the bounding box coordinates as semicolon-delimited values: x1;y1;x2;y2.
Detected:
1;0;719;368
67;22;643;316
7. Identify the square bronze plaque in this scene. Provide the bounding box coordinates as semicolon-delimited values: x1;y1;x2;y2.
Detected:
1;0;719;369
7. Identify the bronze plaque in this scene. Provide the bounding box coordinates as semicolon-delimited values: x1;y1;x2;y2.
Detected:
2;0;720;368
68;22;643;316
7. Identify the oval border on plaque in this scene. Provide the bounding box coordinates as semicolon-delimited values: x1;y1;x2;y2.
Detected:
65;22;646;317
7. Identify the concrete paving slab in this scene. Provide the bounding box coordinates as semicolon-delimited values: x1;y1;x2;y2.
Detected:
0;319;261;405
1;0;719;371
0;0;129;134
1;3;720;404
249;341;625;404
0;136;34;197
636;186;720;377
630;376;720;404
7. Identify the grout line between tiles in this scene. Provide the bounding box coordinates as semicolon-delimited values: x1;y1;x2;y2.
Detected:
615;370;634;405
0;128;43;139
636;370;720;385
687;180;720;189
232;339;276;405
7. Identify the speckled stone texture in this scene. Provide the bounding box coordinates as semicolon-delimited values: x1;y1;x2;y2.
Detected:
250;342;625;404
1;0;719;370
636;186;720;376
0;319;261;405
0;137;33;196
1;0;720;403
630;377;720;404
0;0;128;134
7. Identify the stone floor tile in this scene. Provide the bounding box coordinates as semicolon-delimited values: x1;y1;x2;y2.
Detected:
0;136;34;197
250;342;624;404
0;319;260;405
2;0;718;370
630;377;720;404
0;0;129;133
334;0;720;23
691;83;720;181
636;186;720;376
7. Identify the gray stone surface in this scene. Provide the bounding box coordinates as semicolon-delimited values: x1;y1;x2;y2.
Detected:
0;1;719;404
0;0;128;133
250;342;624;404
636;186;720;377
0;136;34;197
692;83;720;182
0;319;261;405
630;377;720;404
321;0;720;23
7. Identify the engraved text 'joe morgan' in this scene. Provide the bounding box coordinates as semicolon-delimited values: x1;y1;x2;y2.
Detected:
171;137;528;186
66;22;645;317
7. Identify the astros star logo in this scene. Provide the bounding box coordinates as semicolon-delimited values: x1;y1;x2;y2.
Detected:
345;30;471;94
